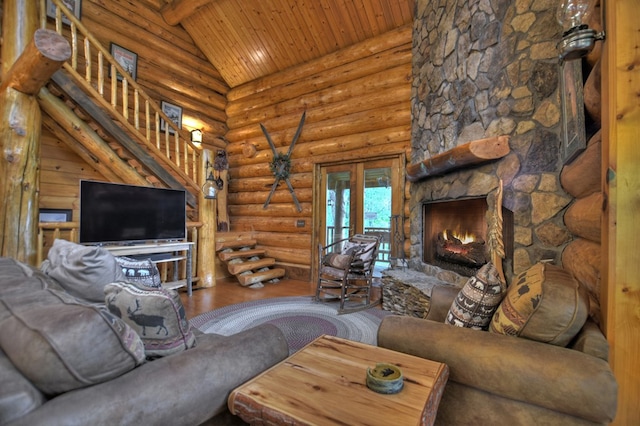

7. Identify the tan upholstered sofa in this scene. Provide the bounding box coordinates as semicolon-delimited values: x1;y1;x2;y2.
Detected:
378;263;618;425
0;247;288;426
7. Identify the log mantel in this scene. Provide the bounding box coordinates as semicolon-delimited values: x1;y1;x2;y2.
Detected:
406;136;510;182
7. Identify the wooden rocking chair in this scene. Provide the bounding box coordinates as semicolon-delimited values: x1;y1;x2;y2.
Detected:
315;233;381;313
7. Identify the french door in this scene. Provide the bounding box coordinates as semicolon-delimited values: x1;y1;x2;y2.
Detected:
317;157;403;270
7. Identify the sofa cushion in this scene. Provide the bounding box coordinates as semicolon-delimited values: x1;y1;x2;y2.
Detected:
116;256;162;288
489;263;590;346
0;257;65;296
445;262;505;330
105;282;196;358
40;239;127;303
0;288;145;396
0;348;45;423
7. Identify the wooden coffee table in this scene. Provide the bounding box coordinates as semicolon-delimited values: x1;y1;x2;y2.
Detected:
228;334;449;425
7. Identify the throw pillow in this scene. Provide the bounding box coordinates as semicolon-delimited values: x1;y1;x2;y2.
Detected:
40;239;127;303
0;288;145;396
322;252;353;270
104;282;196;358
116;256;162;288
445;262;505;330
342;236;378;270
489;262;590;346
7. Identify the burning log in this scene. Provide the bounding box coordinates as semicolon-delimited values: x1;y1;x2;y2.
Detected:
436;230;487;267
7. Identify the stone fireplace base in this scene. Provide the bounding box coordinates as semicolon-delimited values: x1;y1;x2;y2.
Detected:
381;265;467;318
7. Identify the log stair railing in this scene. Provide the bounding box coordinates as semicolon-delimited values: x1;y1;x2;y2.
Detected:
216;236;285;288
39;0;201;206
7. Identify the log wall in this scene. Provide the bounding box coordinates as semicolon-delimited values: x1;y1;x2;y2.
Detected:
560;5;604;322
224;25;413;280
35;0;227;219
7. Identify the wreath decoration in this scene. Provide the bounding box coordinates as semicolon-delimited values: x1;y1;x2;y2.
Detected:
270;152;291;180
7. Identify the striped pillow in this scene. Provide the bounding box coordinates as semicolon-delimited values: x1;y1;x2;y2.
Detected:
445;262;506;330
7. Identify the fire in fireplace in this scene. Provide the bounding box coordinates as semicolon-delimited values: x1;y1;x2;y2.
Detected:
423;197;512;277
436;228;487;267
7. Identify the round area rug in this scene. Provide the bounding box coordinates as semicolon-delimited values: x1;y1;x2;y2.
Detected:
190;296;390;354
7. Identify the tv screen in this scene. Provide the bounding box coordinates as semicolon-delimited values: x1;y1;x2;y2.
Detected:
79;180;186;245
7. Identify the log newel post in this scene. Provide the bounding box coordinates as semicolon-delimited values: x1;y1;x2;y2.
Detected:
197;149;216;287
1;1;71;264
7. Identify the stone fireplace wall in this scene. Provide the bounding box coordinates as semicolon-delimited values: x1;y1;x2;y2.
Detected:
409;0;573;279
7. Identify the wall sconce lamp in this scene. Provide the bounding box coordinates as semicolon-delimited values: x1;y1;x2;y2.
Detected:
557;0;605;61
191;129;203;147
202;160;217;199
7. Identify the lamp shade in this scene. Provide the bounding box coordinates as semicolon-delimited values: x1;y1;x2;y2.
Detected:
191;129;203;145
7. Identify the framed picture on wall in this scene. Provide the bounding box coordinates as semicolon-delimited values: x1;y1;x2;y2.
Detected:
39;209;72;223
160;101;182;134
560;59;586;165
46;0;82;26
109;43;138;82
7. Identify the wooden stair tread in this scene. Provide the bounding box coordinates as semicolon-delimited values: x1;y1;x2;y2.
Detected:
237;268;286;286
216;238;258;251
227;257;276;275
218;248;266;261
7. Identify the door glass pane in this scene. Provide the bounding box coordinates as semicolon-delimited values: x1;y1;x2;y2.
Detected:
363;167;392;267
326;171;351;246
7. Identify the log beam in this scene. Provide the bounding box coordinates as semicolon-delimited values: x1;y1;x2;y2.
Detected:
1;1;65;263
161;0;214;26
0;29;70;95
38;87;149;186
406;136;510;182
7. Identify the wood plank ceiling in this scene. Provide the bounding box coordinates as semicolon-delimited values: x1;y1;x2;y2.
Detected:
156;0;415;88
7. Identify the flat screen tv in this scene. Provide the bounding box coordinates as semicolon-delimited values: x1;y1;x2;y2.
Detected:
79;180;186;245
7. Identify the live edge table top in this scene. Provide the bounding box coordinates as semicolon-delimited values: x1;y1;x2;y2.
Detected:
228;335;449;426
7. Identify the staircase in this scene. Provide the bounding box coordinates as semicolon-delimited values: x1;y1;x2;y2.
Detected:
39;0;201;209
216;235;285;288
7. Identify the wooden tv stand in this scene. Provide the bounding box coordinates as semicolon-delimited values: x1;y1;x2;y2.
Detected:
104;242;193;296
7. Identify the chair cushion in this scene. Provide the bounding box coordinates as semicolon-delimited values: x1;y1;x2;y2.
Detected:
445;262;505;330
0;288;145;396
489;263;589;346
116;256;162;288
104;282;196;358
40;239;127;303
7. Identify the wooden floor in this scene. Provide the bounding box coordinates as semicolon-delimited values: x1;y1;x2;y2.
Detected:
179;276;382;318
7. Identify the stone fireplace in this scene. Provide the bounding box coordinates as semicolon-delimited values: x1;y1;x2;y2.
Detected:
404;0;573;284
423;196;513;277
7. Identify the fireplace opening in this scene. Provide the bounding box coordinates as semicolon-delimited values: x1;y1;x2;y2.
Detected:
423;197;513;277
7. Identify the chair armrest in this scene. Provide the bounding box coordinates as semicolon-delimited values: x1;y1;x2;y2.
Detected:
378;315;617;424
425;285;460;322
569;318;610;361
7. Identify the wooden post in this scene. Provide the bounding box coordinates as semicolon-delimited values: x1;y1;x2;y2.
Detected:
1;2;70;264
197;149;216;287
601;1;640;424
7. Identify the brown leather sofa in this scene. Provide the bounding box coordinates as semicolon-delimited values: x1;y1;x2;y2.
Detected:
378;284;618;425
0;255;288;425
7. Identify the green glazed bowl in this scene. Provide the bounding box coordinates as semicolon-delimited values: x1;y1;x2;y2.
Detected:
366;363;404;394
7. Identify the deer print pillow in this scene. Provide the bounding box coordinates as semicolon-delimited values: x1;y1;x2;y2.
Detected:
104;282;196;358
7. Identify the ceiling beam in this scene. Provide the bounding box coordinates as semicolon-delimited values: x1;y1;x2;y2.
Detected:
161;0;214;26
